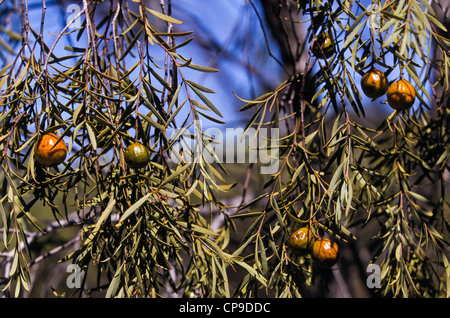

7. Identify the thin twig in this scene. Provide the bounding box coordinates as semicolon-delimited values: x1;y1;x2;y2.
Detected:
112;0;121;63
29;236;81;267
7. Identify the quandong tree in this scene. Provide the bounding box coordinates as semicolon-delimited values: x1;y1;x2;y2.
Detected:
236;0;450;297
0;0;236;297
0;0;449;298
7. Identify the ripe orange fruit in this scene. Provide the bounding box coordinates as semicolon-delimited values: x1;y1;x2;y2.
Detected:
288;227;316;252
312;31;335;59
361;68;389;99
312;238;339;268
34;132;68;167
124;142;150;168
386;78;416;110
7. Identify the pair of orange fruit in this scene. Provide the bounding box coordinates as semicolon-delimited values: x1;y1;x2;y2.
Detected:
288;227;339;268
361;68;416;110
34;133;150;168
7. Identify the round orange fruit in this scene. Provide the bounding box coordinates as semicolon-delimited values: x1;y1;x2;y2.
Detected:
361;68;389;99
124;142;151;169
386;78;416;110
288;227;316;253
312;238;339;268
34;132;68;167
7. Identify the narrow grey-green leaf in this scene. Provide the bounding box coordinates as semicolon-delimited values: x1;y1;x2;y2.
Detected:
188;85;223;118
118;193;152;225
160;163;190;187
84;195;116;245
145;7;183;24
85;122;97;151
186;80;216;94
106;262;124;298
